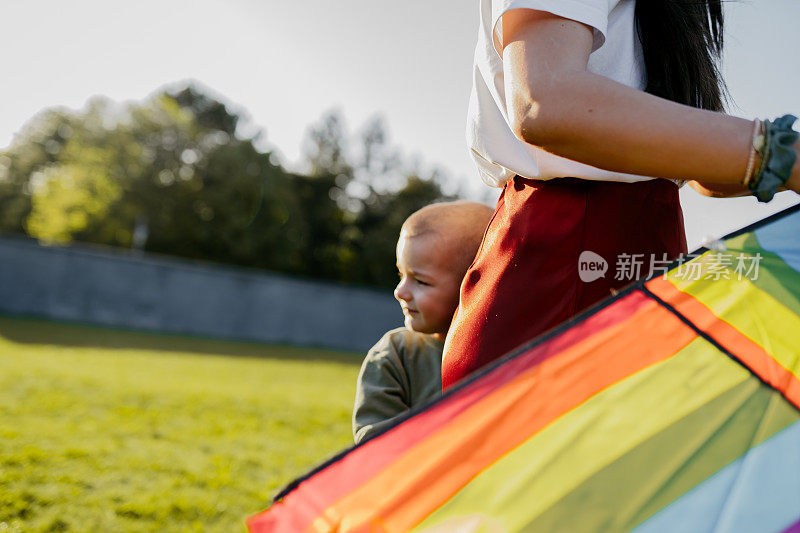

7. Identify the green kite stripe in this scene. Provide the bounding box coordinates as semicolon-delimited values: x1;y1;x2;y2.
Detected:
522;371;800;532
723;232;800;318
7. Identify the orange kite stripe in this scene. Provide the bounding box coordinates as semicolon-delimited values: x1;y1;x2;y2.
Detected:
646;276;800;410
309;293;697;532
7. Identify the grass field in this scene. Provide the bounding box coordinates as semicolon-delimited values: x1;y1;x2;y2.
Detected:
0;316;362;532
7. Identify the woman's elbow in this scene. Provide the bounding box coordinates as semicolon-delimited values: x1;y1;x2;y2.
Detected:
507;96;557;148
508;112;532;145
506;67;583;150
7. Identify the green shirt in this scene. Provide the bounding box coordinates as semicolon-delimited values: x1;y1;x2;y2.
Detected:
352;328;443;444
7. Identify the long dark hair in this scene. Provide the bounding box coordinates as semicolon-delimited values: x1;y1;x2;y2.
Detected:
635;0;726;112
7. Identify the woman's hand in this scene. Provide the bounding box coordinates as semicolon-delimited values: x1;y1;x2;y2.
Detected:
687;181;751;198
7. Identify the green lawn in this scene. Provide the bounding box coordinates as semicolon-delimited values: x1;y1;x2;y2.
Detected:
0;316;362;532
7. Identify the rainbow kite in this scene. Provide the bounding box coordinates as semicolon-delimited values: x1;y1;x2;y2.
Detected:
248;205;800;532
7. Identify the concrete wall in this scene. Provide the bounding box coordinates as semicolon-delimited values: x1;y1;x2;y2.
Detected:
0;236;402;352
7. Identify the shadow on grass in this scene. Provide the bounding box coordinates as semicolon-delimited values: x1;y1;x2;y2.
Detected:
0;315;362;365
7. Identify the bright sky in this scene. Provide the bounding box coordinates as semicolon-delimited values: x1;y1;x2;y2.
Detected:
3;0;799;250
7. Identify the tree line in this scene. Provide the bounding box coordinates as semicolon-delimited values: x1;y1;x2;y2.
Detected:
0;85;457;288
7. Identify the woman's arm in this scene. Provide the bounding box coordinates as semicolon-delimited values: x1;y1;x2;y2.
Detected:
501;10;800;195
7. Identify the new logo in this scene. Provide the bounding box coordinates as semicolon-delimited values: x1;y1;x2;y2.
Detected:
578;251;608;282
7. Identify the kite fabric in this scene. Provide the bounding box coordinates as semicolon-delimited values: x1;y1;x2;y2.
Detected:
248;205;800;533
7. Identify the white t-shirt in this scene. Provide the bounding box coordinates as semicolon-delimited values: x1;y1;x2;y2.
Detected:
467;0;657;187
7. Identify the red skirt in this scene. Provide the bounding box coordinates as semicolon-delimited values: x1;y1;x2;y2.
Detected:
441;176;687;389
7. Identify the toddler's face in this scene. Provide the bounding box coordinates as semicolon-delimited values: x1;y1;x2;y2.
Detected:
394;232;462;339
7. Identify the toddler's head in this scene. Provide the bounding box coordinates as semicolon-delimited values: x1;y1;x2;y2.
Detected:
394;201;493;341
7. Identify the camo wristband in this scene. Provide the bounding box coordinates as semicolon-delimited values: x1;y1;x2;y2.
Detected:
749;114;799;203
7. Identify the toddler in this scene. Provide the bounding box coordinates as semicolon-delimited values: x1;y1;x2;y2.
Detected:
352;201;493;443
